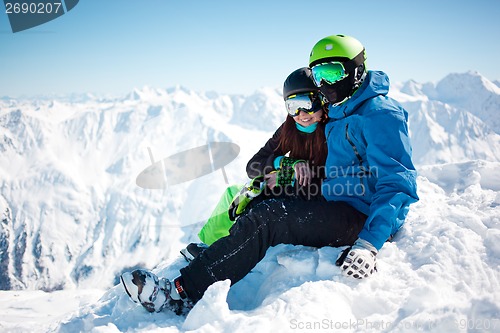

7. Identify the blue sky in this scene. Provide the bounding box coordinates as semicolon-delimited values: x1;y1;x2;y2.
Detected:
1;0;499;97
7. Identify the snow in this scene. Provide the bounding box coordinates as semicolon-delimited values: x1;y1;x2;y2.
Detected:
46;167;500;332
1;72;500;332
0;289;103;332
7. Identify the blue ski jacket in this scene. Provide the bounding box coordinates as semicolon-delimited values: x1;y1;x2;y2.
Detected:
322;71;419;250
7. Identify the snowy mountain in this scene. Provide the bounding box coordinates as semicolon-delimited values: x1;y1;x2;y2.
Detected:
389;73;500;165
0;86;284;291
0;72;499;332
435;72;500;133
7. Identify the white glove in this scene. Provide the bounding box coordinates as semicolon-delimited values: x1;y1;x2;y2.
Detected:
336;238;378;279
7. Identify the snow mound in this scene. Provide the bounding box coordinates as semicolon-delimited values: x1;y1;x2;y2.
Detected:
51;161;500;332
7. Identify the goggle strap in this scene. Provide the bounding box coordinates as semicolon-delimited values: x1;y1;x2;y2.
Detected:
343;49;366;72
287;92;314;100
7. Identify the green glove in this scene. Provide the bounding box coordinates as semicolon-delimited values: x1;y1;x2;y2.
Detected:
276;157;306;186
228;175;265;221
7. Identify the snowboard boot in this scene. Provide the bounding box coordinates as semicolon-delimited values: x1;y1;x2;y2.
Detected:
180;242;209;262
120;269;192;315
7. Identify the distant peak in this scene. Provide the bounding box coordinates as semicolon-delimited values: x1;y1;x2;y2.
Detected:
166;85;191;94
437;71;500;96
401;80;424;96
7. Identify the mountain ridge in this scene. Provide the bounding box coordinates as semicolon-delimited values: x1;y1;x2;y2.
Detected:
0;71;499;291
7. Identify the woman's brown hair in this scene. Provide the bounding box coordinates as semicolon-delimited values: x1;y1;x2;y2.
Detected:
276;108;328;169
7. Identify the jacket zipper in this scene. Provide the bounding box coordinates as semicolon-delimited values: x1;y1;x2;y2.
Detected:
345;124;367;195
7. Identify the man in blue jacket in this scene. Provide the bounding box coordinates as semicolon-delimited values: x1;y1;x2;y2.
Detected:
121;34;419;314
308;34;418;276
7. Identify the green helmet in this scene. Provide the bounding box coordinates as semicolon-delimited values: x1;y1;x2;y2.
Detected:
309;34;367;104
309;34;366;68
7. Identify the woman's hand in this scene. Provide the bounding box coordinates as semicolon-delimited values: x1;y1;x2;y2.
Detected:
264;172;277;189
294;161;312;186
265;161;312;190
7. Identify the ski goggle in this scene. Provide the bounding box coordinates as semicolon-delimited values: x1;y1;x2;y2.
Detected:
285;92;323;117
311;61;348;87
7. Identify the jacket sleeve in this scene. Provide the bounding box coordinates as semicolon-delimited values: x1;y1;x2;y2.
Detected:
357;101;419;250
246;124;285;178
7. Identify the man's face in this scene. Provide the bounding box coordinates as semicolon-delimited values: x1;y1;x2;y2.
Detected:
319;83;340;104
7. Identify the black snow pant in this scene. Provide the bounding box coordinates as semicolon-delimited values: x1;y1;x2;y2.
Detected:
180;197;367;302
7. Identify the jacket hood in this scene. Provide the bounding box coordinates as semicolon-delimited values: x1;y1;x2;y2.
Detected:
328;71;390;120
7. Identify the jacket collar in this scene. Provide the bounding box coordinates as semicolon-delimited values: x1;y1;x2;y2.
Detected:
327;71;390;120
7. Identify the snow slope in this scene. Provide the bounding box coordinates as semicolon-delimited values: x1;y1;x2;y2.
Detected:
33;162;500;332
0;86;282;291
0;72;499;332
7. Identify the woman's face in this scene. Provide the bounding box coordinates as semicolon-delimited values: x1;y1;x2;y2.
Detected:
293;109;324;127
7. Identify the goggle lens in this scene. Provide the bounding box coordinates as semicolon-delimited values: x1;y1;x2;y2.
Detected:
311;62;347;86
285;92;322;117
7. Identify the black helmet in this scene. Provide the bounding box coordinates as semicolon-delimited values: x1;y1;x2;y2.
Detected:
282;67;319;100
